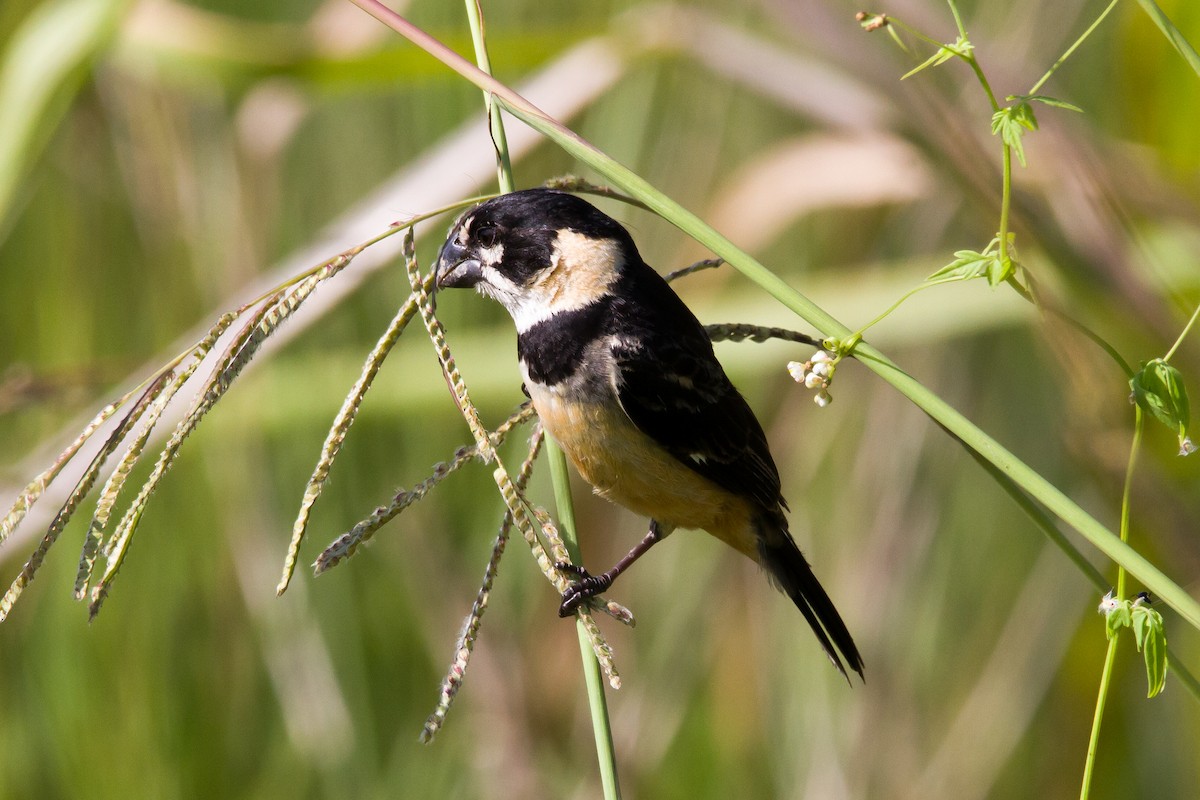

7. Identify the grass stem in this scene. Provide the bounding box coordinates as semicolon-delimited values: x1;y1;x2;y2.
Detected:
461;2;621;794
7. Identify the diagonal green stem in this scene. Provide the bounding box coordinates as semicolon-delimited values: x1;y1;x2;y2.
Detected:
347;0;1200;639
1133;0;1200;79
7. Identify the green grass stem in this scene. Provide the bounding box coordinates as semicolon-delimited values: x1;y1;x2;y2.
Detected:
461;2;620;795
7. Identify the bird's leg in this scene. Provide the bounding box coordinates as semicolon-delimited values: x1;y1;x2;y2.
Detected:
557;520;666;617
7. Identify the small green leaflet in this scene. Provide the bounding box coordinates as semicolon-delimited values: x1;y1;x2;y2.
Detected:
993;95;1083;167
991;105;1037;167
928;249;993;282
1132;603;1168;698
902;35;973;80
1018;94;1084;113
926;235;1014;287
1130;359;1193;455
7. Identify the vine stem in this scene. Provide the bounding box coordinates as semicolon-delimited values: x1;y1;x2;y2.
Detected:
1080;408;1143;798
1163;301;1200;363
1079;635;1119;800
1116;408;1144;602
998;143;1012;266
944;0;999;110
1029;0;1121;96
846;275;964;342
946;0;967;39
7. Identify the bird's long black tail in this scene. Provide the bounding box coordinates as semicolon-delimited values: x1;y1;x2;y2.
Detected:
757;521;864;682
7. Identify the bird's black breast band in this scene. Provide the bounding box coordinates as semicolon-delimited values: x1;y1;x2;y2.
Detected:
516;299;611;386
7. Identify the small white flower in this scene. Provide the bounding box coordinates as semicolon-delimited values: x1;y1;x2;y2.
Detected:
790;350;838;408
1180;437;1196;456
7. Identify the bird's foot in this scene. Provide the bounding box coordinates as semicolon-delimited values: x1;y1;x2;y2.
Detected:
555;562;613;617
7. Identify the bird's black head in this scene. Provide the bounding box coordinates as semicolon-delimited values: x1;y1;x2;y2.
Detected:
435;189;638;330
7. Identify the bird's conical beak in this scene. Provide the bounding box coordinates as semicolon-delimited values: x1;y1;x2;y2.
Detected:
436;240;483;289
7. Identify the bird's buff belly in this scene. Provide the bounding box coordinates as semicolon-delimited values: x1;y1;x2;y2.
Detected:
530;389;756;556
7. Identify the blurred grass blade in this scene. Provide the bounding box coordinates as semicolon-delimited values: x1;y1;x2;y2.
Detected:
1133;0;1200;78
348;1;1200;634
0;0;132;239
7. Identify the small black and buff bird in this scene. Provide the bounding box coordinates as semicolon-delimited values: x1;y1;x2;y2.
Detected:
435;188;863;679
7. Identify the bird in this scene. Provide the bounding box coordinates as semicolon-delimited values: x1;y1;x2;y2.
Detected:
434;188;863;680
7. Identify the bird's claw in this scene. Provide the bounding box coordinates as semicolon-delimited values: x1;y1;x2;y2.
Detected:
556;562;612;617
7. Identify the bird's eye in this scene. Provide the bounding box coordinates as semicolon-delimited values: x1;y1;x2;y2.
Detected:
475;223;499;247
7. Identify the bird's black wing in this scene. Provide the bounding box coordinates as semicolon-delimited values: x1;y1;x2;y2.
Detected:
606;270;785;513
609;265;864;681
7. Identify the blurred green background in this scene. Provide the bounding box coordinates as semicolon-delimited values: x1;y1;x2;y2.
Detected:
1;0;1199;797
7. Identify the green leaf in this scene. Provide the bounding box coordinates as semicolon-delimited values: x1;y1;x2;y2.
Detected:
1106;606;1132;640
926;234;1014;287
901;35;973;80
1132;602;1168;698
1025;94;1084;113
1012;102;1040;131
1130;359;1192;452
886;24;908;54
987;253;1014;287
926;249;993;282
991;103;1037;167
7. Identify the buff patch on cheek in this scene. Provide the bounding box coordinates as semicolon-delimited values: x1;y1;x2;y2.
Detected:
536;230;624;311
